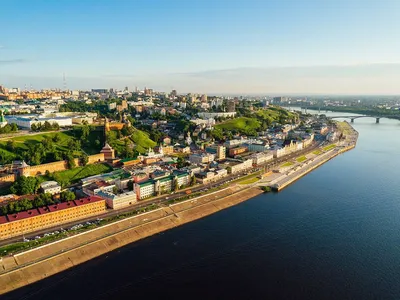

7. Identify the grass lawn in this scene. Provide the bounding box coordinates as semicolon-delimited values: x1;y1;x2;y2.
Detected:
130;129;157;153
313;150;322;155
239;177;259;185
280;161;294;168
0;130;104;160
215;117;261;132
0;131;73;152
42;163;113;185
296;156;307;163
323;144;336;151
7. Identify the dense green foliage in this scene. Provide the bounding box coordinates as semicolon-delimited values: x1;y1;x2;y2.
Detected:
30;121;60;132
42;163;113;187
0;123;18;134
215;117;261;135
0;128;104;165
0;191;76;216
10;176;43;195
212;106;299;140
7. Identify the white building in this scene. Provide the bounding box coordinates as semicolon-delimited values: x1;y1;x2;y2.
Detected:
6;115;73;129
230;159;253;174
272;146;286;158
189;153;215;164
251;152;274;166
97;190;137;209
174;172;191;187
134;180;155;199
40;181;61;195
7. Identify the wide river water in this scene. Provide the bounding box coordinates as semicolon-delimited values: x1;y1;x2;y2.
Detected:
4;110;400;300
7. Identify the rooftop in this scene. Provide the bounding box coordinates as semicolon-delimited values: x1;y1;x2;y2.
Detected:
7;208;41;222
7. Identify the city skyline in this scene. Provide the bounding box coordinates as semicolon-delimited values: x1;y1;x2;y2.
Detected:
2;0;400;94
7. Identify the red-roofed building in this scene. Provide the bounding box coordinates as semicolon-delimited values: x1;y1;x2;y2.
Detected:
0;216;8;225
0;197;106;241
48;201;76;212
7;209;40;222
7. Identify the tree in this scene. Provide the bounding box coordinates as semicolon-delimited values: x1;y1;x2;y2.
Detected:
60;190;76;202
81;153;89;166
80;124;90;141
127;180;134;191
173;177;179;192
10;123;18;132
68;139;81;151
10;176;40;195
176;157;188;169
31;123;37;132
6;140;15;151
66;152;76;169
53;133;61;142
112;186;119;195
43;121;52;131
190;174;196;186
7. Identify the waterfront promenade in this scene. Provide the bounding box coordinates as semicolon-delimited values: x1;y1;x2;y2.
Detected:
256;121;358;191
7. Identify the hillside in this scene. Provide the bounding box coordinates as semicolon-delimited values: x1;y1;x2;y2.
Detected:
130;129;157;153
215;117;261;135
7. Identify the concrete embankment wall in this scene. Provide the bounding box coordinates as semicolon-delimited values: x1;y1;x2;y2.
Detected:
275;144;356;191
0;187;262;295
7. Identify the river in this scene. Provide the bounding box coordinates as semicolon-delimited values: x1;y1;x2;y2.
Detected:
4;110;400;300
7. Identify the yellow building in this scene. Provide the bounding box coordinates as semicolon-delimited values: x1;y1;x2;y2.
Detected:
0;196;106;240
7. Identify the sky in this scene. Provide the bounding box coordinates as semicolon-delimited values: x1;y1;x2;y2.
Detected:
1;0;400;94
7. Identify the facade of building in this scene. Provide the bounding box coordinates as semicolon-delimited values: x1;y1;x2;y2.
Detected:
0;196;106;240
195;169;228;185
251;152;274;166
205;145;226;160
134;180;155;199
100;143;115;160
228;146;248;157
40;181;61;195
83;181;115;196
6;116;73;129
174;171;191;187
230;159;253;174
97;190;137;209
246;142;270;153
189;153;215;164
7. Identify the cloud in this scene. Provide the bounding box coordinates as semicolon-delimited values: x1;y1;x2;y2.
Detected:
0;59;28;64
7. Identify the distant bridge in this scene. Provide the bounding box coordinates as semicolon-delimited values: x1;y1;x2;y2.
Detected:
330;115;384;123
297;106;400;123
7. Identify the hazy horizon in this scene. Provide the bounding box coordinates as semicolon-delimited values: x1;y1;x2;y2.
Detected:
2;0;400;94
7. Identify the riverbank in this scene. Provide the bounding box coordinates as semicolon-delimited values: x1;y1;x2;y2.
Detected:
258;121;358;191
0;186;263;295
0;122;359;296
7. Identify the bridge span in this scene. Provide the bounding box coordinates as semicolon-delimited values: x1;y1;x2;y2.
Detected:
330;115;383;123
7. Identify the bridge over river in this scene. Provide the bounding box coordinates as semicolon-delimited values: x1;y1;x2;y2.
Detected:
330;115;384;123
297;106;400;123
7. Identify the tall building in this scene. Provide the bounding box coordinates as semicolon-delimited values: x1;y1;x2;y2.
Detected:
201;94;208;102
227;100;236;112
